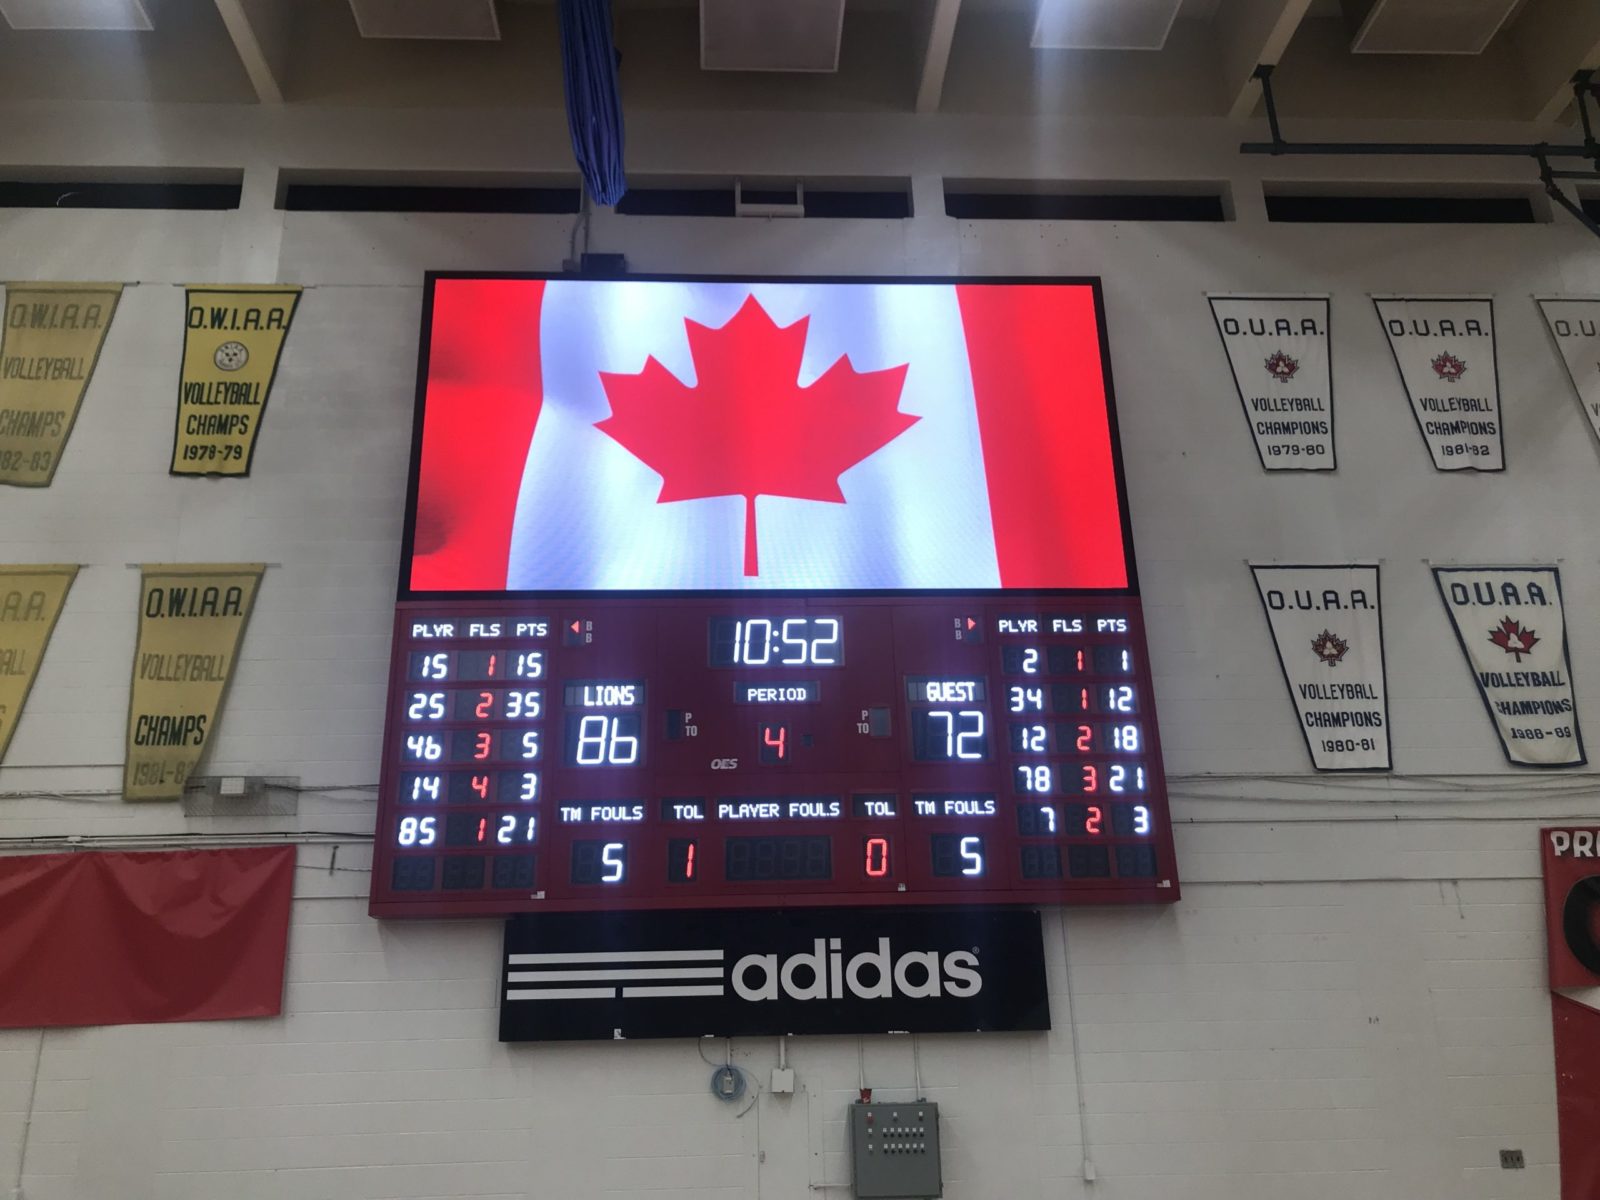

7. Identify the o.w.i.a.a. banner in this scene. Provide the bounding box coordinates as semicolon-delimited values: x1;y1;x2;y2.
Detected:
172;286;300;477
126;564;262;800
0;565;77;763
1374;296;1503;472
0;283;123;486
1537;298;1600;449
1208;297;1334;471
1251;565;1389;770
1433;567;1584;767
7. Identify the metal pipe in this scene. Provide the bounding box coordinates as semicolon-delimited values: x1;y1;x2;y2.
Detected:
1242;141;1594;158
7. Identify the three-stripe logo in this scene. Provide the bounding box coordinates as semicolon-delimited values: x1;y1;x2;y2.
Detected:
506;949;726;1002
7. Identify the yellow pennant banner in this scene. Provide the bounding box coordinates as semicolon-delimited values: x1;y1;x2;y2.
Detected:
0;282;123;486
173;286;301;476
126;564;263;801
0;565;77;763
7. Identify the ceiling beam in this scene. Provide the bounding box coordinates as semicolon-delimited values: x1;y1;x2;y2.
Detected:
1509;0;1600;124
213;0;292;105
1216;0;1314;119
915;0;962;114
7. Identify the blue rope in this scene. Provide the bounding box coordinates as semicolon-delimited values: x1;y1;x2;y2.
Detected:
558;0;627;207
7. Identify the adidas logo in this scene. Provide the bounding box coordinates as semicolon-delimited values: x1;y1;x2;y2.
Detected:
731;937;981;1001
504;937;982;1004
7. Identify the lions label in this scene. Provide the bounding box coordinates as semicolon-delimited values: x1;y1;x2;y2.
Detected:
498;906;1049;1040
1209;297;1334;471
0;283;123;486
0;565;77;762
1537;298;1600;450
1433;567;1584;767
1251;564;1389;770
172;286;300;477
1374;297;1503;471
125;564;263;800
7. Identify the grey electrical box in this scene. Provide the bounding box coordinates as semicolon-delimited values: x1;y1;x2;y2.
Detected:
848;1101;942;1198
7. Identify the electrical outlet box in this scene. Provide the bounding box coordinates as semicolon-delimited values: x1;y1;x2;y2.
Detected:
849;1101;941;1198
770;1066;795;1093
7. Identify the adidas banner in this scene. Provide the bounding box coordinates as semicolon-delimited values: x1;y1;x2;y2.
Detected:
499;906;1050;1041
1537;298;1600;449
1374;297;1503;471
1251;564;1389;771
1433;567;1584;767
1208;296;1334;471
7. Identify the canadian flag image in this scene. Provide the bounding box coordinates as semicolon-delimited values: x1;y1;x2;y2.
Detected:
408;277;1128;592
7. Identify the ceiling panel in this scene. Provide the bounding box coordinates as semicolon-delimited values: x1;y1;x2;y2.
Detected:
1031;0;1183;50
347;0;500;40
701;0;844;71
0;0;151;30
1351;0;1520;53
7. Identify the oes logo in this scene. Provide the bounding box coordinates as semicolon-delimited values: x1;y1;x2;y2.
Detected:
711;758;739;770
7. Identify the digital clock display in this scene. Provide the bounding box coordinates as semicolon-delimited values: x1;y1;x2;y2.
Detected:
370;274;1178;916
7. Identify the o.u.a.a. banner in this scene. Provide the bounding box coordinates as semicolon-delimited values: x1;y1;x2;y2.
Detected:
0;565;77;763
1374;297;1503;471
1251;565;1389;770
172;286;300;477
1433;567;1584;767
1208;297;1334;471
0;283;123;486
1536;298;1600;448
125;564;263;800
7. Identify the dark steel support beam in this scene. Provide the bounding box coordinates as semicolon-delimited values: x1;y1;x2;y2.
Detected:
1241;63;1600;243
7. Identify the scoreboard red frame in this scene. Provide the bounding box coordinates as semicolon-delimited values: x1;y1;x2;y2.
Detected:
370;273;1180;917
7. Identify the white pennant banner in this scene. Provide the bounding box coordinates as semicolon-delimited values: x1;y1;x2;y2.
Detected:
1252;564;1389;771
1374;297;1503;471
1208;296;1335;471
1536;298;1600;447
1433;566;1585;767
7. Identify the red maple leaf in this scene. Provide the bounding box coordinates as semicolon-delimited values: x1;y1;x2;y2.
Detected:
594;295;918;576
1487;616;1539;662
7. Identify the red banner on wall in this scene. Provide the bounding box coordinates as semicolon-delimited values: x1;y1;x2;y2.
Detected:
1542;827;1600;990
1541;828;1600;1200
0;846;294;1028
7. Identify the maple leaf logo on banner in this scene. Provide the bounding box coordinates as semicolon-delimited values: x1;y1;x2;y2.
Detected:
1431;351;1467;382
1264;351;1299;382
595;295;917;577
1310;629;1349;666
1488;616;1539;662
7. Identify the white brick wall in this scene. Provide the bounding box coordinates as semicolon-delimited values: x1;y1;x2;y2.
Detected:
0;99;1595;1199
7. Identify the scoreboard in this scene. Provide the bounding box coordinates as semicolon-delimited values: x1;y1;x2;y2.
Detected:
370;274;1178;916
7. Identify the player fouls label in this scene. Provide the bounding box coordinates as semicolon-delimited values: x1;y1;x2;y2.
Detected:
0;565;77;763
172;286;301;477
1208;296;1334;471
1374;296;1503;471
125;563;264;800
1433;566;1584;767
0;282;123;486
1251;564;1389;771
